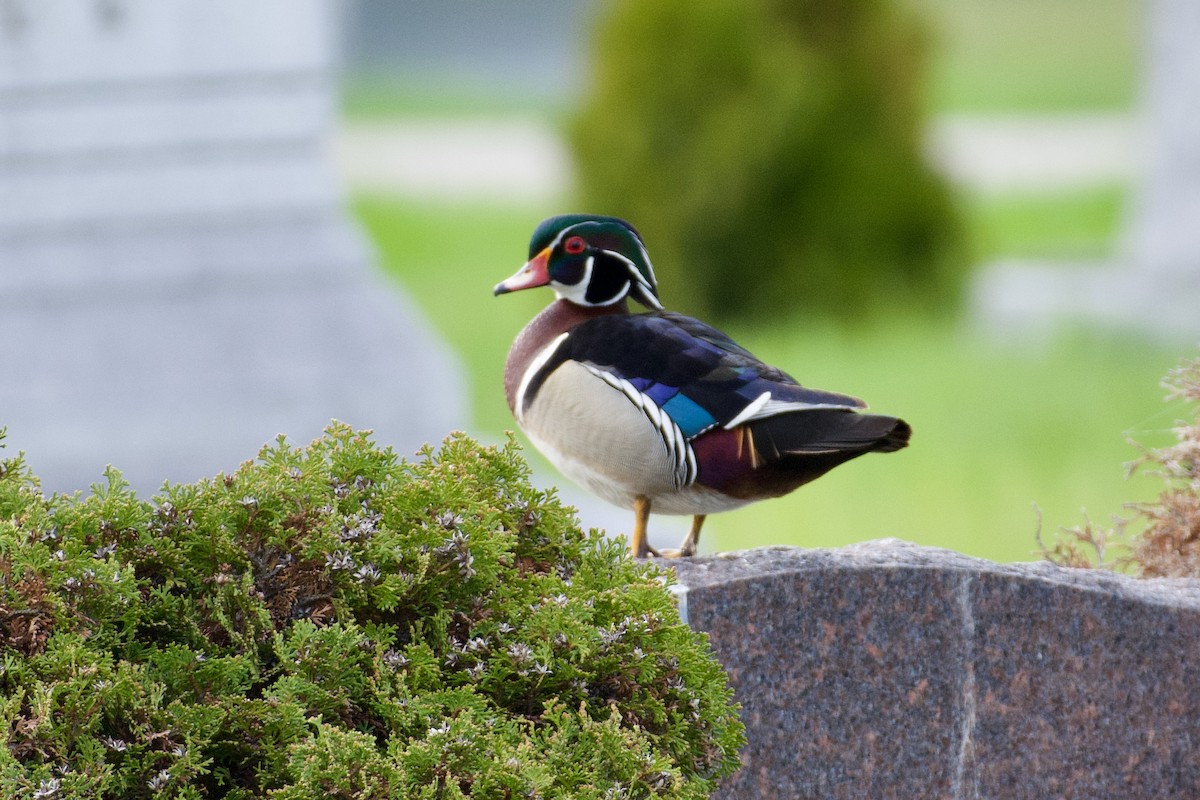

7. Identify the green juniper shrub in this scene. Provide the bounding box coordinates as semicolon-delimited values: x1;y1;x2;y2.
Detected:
572;0;966;323
0;425;744;798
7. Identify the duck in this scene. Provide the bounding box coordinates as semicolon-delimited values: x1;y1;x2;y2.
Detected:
494;214;910;558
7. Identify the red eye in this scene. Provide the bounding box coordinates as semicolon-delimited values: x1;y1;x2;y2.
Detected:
563;236;586;255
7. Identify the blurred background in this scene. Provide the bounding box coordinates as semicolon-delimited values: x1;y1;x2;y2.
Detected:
333;0;1195;563
3;0;1194;563
337;0;1195;562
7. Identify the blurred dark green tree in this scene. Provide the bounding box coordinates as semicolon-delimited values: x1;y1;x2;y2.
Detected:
572;0;965;322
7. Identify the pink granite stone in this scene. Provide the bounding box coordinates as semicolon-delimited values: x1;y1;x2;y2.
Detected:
658;541;1200;799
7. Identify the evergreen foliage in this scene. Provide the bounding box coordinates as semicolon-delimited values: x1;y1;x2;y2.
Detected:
0;425;743;798
572;0;965;322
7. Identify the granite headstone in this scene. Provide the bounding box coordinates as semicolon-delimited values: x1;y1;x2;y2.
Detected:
661;541;1200;799
0;0;464;494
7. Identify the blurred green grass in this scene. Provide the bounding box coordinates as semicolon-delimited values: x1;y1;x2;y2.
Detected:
354;197;1184;563
345;0;1180;563
342;77;566;122
701;319;1178;562
968;184;1128;262
912;0;1140;112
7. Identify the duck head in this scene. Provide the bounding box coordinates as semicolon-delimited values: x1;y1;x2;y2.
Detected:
493;214;663;310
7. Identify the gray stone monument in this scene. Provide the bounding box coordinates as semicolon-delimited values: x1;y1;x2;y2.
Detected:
1124;0;1200;313
0;0;464;494
662;542;1200;798
973;0;1200;341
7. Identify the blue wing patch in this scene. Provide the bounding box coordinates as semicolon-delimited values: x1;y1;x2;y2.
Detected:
625;379;717;438
661;392;717;438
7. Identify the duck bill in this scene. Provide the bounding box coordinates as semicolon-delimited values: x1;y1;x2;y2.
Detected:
493;247;552;296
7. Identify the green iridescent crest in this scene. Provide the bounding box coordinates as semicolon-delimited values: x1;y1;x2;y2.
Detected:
529;214;662;309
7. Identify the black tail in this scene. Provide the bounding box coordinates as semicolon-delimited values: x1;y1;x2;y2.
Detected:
751;409;910;461
872;416;912;453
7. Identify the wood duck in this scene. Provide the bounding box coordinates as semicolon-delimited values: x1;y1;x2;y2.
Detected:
495;214;911;558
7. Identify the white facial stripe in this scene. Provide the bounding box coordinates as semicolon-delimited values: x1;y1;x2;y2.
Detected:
632;239;656;285
555;257;631;307
603;249;660;308
547;227;570;251
516;332;570;423
545;223;659;308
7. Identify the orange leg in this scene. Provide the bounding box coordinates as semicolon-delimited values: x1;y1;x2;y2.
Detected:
678;514;706;557
657;514;706;559
631;495;658;558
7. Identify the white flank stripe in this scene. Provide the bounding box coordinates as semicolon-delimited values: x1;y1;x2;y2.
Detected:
725;392;862;428
723;391;772;429
757;398;861;417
